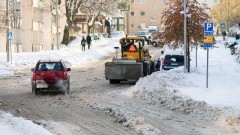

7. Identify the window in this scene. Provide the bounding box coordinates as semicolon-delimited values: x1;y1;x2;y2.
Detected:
140;0;146;4
131;0;134;3
32;0;43;8
131;24;134;28
140;11;145;16
33;21;43;31
130;11;134;16
150;5;157;10
150;16;156;24
161;0;166;3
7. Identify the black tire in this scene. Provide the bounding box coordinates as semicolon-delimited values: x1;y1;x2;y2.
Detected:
109;79;120;84
67;80;70;94
32;86;37;95
150;61;156;73
152;42;157;47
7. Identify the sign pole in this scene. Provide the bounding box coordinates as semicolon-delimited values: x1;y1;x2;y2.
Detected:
203;22;214;88
196;44;197;68
6;0;10;62
206;47;209;88
183;0;187;73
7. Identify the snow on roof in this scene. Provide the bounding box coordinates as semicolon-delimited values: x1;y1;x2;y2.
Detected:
163;48;184;56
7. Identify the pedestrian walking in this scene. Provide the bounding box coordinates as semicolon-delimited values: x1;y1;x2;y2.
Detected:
222;31;227;41
86;34;92;50
81;36;86;52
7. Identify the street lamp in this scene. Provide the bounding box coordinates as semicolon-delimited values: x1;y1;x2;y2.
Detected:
55;0;59;50
183;0;187;73
6;0;10;62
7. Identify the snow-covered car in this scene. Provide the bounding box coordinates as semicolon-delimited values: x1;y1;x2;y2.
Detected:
89;33;105;40
149;32;164;47
31;60;71;95
135;31;151;44
110;31;126;38
161;49;184;70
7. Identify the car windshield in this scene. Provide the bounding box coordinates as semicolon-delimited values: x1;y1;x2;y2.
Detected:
37;62;63;71
165;55;184;63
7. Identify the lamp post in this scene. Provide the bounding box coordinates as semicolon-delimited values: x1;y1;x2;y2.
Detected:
183;0;187;73
55;0;59;50
6;0;10;62
227;0;230;34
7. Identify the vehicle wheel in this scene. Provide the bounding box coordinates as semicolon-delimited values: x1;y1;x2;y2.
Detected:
152;42;157;47
109;79;120;84
67;80;70;94
32;86;37;95
150;61;156;73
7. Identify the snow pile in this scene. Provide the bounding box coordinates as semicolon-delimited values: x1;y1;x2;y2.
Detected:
124;67;240;126
90;104;162;135
0;36;115;73
124;70;222;120
0;111;52;135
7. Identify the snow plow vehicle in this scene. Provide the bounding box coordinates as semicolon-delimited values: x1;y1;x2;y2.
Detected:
105;36;156;84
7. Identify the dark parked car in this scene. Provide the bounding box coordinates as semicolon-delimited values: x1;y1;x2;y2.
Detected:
162;54;184;70
31;60;71;95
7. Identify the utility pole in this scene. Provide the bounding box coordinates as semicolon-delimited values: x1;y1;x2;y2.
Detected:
55;0;59;50
6;0;10;62
227;0;230;34
183;0;187;73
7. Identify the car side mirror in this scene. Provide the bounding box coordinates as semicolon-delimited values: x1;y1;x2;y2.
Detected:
66;68;71;71
31;68;35;72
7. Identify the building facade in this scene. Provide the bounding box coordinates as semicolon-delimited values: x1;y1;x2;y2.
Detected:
125;0;168;35
124;0;219;35
0;0;66;53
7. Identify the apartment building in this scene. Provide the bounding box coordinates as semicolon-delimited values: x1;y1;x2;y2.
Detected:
126;0;167;35
0;0;66;53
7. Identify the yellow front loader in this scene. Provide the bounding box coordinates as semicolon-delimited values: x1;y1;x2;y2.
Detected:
104;36;156;84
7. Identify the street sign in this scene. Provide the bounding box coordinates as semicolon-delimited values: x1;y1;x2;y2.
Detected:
8;32;12;40
203;22;214;88
204;36;214;43
204;22;214;48
204;32;213;35
204;43;212;47
204;22;213;32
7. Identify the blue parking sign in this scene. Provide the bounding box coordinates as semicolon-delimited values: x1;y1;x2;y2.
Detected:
204;22;213;32
204;43;212;48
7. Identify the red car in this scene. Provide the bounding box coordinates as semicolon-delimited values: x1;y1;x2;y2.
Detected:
31;60;71;95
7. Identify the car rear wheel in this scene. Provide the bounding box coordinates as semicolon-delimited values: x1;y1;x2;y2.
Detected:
32;86;38;95
152;42;157;47
109;79;120;84
67;80;70;94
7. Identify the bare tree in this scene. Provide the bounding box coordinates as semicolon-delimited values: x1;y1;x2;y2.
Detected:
211;0;240;32
0;2;6;32
82;0;117;34
61;0;83;45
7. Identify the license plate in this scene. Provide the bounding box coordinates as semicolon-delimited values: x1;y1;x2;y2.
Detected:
36;84;48;88
171;63;178;66
36;80;48;88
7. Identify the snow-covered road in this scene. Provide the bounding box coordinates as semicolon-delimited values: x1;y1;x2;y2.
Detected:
0;36;240;134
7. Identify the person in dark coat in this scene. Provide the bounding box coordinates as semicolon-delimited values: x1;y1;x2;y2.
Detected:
222;31;227;41
155;58;161;71
81;36;86;52
86;34;92;50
